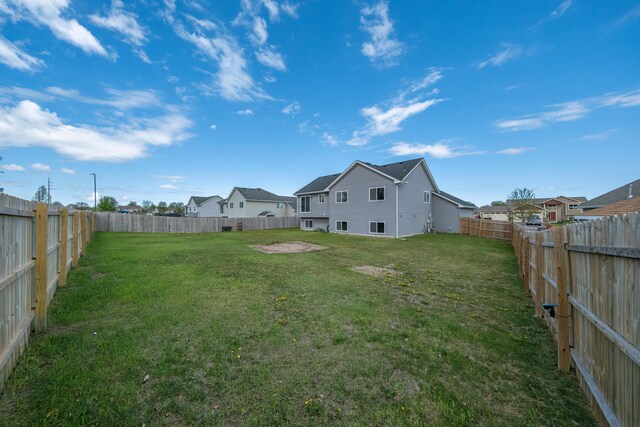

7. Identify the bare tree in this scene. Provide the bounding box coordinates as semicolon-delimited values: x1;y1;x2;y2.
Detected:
508;187;538;224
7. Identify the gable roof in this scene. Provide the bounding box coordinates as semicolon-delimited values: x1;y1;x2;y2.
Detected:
434;191;477;209
231;187;295;203
580;178;640;209
578;197;640;217
188;195;221;207
295;173;342;195
479;205;511;212
294;158;439;195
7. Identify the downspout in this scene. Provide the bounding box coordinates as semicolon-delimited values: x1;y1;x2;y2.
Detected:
395;183;399;238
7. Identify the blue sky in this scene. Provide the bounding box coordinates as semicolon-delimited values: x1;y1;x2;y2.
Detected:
0;0;639;207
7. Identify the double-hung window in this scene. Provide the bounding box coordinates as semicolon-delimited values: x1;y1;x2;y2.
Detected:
369;187;385;201
318;194;325;203
230;202;234;209
300;196;310;213
336;191;348;203
239;202;244;208
369;221;385;234
424;191;431;203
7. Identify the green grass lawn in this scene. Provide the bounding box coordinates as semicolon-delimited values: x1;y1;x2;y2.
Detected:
0;230;596;426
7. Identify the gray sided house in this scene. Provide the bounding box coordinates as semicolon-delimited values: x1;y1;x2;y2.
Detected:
294;158;476;238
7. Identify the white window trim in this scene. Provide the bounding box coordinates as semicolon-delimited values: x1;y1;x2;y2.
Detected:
304;219;313;229
335;220;348;232
369;221;386;234
230;202;234;208
369;186;385;202
424;191;431;204
336;190;348;204
300;195;311;213
318;194;325;204
239;202;244;208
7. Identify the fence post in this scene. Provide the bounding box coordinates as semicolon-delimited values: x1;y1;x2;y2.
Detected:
81;211;88;255
73;211;79;267
59;208;68;287
553;226;571;372
535;233;543;317
523;236;530;292
86;212;91;244
34;203;48;333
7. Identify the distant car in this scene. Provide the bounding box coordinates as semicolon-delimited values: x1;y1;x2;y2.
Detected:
526;215;542;226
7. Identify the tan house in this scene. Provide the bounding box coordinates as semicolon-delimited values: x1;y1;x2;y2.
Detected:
541;196;587;222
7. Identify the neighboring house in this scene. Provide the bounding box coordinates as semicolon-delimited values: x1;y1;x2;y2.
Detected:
185;195;224;217
218;187;296;218
117;205;142;213
575;197;640;221
479;205;510;221
579;179;640;212
540;196;587;222
294;158;476;237
505;196;587;223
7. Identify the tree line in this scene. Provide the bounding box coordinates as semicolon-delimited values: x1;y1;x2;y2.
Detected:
31;185;186;215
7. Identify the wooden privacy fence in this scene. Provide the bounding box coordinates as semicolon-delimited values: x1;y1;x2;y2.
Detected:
94;212;298;233
460;217;513;241
0;194;94;390
513;213;639;427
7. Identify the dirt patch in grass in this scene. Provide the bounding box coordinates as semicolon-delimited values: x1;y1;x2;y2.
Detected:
252;241;328;254
352;265;403;277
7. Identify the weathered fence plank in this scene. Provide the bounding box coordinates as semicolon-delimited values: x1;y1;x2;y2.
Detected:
94;213;298;233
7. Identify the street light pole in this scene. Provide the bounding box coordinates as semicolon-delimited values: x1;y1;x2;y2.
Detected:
90;173;97;211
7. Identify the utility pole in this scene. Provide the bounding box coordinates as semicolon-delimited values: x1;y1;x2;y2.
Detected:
47;177;51;204
90;173;97;211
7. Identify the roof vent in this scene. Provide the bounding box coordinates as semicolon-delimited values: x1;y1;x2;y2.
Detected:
629;183;633;199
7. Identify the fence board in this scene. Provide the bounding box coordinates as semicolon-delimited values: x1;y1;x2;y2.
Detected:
460;217;513;241
0;194;92;391
94;213;298;233
512;213;640;427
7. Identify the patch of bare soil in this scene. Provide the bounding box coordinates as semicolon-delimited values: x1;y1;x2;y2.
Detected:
351;265;402;277
252;241;328;254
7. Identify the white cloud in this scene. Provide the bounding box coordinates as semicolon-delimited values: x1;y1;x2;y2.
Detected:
281;2;298;18
494;89;640;131
235;109;254;115
45;86;161;110
210;123;217;130
174;22;268;102
394;67;445;103
255;47;285;70
321;132;339;147
90;0;146;46
2;0;108;56
581;129;617;141
360;0;404;67
0;36;44;72
529;1;572;32
153;175;186;181
1;163;24;171
61;167;75;174
31;162;51;171
90;0;149;62
477;43;522;69
347;99;443;146
282;101;301;116
389;141;484;158
159;184;178;189
0;100;192;162
497;147;534;155
605;5;640;32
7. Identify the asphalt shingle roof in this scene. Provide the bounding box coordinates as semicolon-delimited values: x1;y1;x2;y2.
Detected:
362;158;423;181
581;179;640;209
234;187;294;202
437;191;477;208
190;195;220;206
579;197;640;217
294;173;341;194
294;158;423;194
